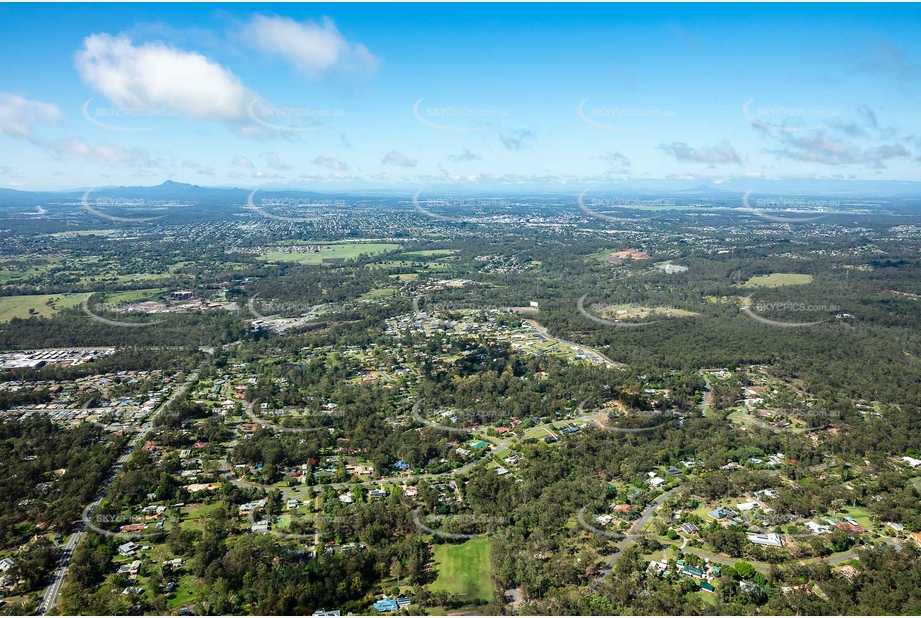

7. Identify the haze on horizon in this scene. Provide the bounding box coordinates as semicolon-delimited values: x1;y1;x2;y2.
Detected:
0;3;919;193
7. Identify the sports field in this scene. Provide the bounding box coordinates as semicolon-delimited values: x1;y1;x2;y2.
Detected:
0;293;90;322
258;243;400;264
430;537;494;601
743;273;814;287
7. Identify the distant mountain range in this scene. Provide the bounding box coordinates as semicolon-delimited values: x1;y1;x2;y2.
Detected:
2;178;921;208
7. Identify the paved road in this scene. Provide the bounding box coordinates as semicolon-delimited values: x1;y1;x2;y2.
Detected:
589;487;680;591
220;399;626;505
37;370;200;615
701;373;712;414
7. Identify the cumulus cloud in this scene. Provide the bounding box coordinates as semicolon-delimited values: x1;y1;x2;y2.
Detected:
447;148;482;163
252;170;285;180
658;140;742;165
756;106;912;169
595;151;632;175
232;156;254;168
0;93;62;140
75;33;251;121
763;132;909;169
500;129;535;151
244;15;377;75
47;138;160;166
264;152;292;170
381;151;416;167
312;155;349;170
182;161;216;176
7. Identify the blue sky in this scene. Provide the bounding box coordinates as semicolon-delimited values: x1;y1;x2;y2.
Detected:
0;2;919;191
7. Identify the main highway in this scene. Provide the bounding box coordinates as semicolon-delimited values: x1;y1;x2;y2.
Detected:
37;369;201;615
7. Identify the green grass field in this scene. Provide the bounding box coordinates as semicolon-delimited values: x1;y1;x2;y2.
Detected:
430;537;494;601
599;304;698;319
258;243;400;265
0;293;90;322
743;273;814;287
361;287;398;300
401;249;457;257
104;288;166;304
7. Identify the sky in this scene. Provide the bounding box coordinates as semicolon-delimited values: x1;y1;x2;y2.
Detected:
0;2;920;192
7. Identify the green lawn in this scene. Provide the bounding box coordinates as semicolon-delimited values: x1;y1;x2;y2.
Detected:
0;293;90;322
361;287;398;300
430;537;494;601
401;249;457;257
258;243;401;265
743;273;814;287
105;288;166;304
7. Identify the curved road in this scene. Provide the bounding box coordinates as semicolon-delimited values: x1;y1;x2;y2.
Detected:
589;487;681;591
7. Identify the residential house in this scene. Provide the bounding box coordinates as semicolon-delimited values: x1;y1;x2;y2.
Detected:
118;542;139;556
748;533;783;547
708;506;734;520
836;565;860;579
681;522;699;535
806;521;831;534
373;598;399;613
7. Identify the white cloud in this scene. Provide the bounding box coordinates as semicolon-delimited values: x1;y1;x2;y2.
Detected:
47;138;159;166
182;160;216;176
447;148;482;162
245;15;377;75
658;140;742;165
382;151;416;167
252;170;285;180
313;155;349;170
264;152;292;170
500;129;535;151
0;93;62;140
232;156;254;168
75;33;251;121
